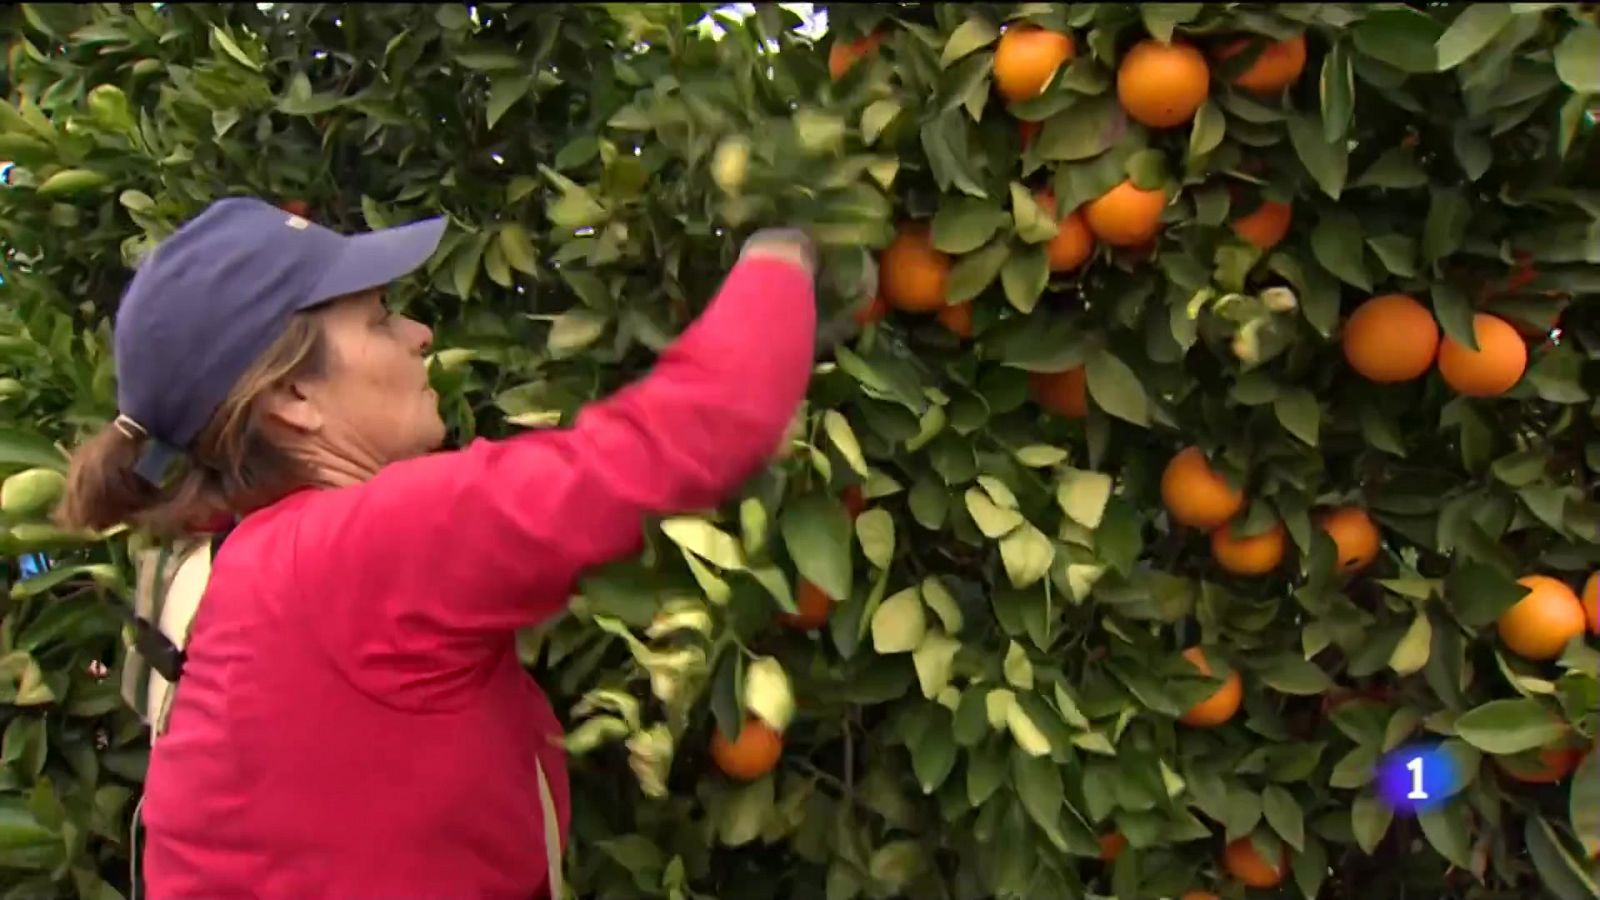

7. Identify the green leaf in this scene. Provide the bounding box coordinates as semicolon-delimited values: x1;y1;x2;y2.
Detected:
1351;794;1393;854
720;776;775;847
1554;24;1600;93
1001;247;1049;313
1571;749;1600;858
947;241;1011;302
1288;113;1348;199
1352;147;1428;190
547;308;608;356
211;25;262;71
911;715;957;793
1526;815;1600;900
1262;785;1305;851
1452;124;1492;181
1188;101;1225;161
1259;654;1335;696
1085;347;1150;427
486;73;533;129
1141;3;1203;45
1037;96;1123;161
1417;798;1472;869
1273;388;1320;447
1352;8;1443;73
1321;41;1355;143
1444;562;1527;628
1431;283;1479;351
1422;188;1470;265
1311;213;1371;290
941;16;999;68
1013;751;1068;849
1435;4;1513;71
861;100;902;146
1366;234;1418;277
932;199;1009;254
780;495;854;601
1453;698;1569;754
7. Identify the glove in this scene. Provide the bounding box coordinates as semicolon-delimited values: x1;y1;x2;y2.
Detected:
740;227;818;274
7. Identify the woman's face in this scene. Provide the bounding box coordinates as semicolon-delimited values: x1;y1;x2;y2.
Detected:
291;289;446;468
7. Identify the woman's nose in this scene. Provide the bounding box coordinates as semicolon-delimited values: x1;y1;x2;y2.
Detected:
406;317;434;353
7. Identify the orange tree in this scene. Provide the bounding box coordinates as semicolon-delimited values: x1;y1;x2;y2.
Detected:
2;3;1600;898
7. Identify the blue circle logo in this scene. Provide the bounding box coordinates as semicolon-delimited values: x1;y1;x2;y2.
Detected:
1375;743;1463;815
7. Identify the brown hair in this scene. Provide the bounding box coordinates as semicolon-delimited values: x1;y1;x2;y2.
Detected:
54;311;330;536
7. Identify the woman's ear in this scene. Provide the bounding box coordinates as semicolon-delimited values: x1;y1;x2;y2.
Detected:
257;379;325;437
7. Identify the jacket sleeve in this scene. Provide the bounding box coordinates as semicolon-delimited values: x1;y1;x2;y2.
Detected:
289;256;815;695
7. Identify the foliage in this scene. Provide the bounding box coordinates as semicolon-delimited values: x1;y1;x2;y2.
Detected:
3;2;1600;898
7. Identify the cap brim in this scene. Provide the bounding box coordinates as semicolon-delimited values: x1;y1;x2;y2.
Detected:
303;216;448;306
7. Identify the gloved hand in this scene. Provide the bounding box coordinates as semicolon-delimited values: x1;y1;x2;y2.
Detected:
740;228;818;274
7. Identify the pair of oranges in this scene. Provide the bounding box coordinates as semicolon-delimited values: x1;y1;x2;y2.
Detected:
1343;293;1529;397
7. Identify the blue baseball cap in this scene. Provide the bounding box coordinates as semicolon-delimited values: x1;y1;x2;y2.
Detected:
113;197;447;483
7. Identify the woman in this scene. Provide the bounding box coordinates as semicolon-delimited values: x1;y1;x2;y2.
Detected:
56;197;825;898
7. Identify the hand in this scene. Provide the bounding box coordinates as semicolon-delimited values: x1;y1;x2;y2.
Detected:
740;228;817;275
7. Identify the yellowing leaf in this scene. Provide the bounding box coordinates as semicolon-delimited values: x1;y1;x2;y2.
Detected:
986;687;1017;728
976;475;1020;510
913;630;962;699
871;587;927;654
547;308;609;357
824;410;870;477
1063;562;1107;601
1006;701;1053;757
1056;468;1113;528
744;656;795;732
921;576;963;634
1000;522;1056;589
856;508;895;570
1003;641;1034;689
660;517;746;570
965;488;1023;538
1389;613;1433;676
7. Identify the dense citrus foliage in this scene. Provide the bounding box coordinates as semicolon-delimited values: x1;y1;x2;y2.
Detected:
2;3;1599;899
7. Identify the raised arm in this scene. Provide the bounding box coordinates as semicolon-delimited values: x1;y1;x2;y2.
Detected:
291;239;817;683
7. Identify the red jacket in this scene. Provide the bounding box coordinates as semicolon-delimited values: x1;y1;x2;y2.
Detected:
140;256;817;898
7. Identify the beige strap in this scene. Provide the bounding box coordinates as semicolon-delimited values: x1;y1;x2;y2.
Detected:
537;758;564;899
149;540;212;741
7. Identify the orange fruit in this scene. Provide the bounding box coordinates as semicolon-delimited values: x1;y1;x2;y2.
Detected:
880;224;951;313
993;26;1076;104
1035;191;1095;272
1098;832;1127;862
1341;293;1440;383
1084;179;1167;247
1160;447;1245;530
1583;572;1598;635
1211;519;1286;576
1223;837;1287;888
1498;743;1585;784
1117;39;1211;128
710;717;784;781
778;579;835;631
1231;199;1292;251
278;199;311;219
1319;506;1380;575
1437;313;1528;397
1217;34;1308;96
828;31;883;80
1497;575;1585;661
937;301;974;339
1181;893;1221;900
1029;367;1089;418
852;295;888;326
841;485;867;520
1178;646;1242;727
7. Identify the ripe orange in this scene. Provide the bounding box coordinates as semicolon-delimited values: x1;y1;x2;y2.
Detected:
1319;506;1380;575
1583;572;1598;635
1211;519;1286;576
993;26;1076;103
937;301;974;339
880;224;951;313
1217;34;1308;96
1497;575;1586;661
278;199;311;219
779;579;835;630
852;295;888;326
1161;447;1245;530
1178;646;1242;727
1098;832;1127;862
1437;313;1528;397
710;716;784;781
1181;893;1220;900
1029;367;1088;418
841;484;867;520
1223;837;1287;888
1341;293;1439;383
1117;39;1211;128
1498;743;1584;784
1035;191;1095;271
1084;179;1167;247
828;31;883;80
1231;200;1292;251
